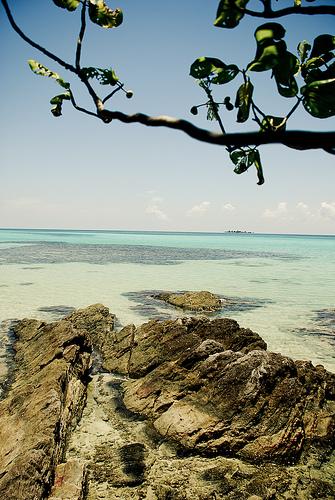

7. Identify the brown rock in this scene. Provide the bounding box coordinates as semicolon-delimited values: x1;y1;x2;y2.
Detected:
66;303;115;355
154;290;222;311
102;316;267;376
116;318;335;466
0;305;116;499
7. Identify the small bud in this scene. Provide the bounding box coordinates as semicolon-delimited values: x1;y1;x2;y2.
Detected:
224;96;231;105
190;106;198;115
126;90;134;99
226;103;234;111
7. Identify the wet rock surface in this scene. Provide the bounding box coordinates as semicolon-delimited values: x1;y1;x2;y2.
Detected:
153;290;222;312
0;304;334;499
123;289;271;321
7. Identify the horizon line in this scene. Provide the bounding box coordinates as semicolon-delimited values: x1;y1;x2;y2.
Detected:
0;227;334;238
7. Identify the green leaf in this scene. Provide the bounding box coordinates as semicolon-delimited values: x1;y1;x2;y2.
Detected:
248;24;287;72
230;149;255;169
81;67;119;85
294;0;301;6
230;148;264;184
297;40;311;63
301;78;335;118
28;59;70;89
190;57;216;79
214;0;249;29
254;23;286;44
88;0;123;29
189;57;239;84
301;53;335;84
97;68;119;85
272;51;299;97
260;115;287;132
212;64;240;84
52;0;80;11
253;150;265;186
310;34;335;58
49;92;71;117
235;80;253;123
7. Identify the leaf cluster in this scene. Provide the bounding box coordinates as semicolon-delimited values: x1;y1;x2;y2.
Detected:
53;0;123;28
189;16;335;184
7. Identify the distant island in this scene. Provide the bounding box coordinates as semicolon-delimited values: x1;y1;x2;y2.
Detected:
225;230;254;234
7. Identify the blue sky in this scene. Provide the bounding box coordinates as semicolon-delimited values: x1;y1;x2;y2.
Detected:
1;0;334;234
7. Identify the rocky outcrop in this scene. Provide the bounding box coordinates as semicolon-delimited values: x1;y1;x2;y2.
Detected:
0;304;114;500
101;316;267;376
101;316;335;467
0;305;334;499
154;290;222;311
66;303;115;357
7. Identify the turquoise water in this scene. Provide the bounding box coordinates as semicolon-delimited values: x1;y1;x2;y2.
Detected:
0;228;334;375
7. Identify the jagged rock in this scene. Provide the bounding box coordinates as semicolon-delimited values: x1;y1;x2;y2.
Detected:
1;305;335;499
102;316;267;376
154;290;222;311
0;305;115;500
109;318;335;467
67;303;115;355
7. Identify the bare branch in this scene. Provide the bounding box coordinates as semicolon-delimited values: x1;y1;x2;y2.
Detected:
244;5;335;19
102;84;124;104
1;0;76;74
69;90;99;119
76;1;87;71
98;109;335;151
1;0;103;113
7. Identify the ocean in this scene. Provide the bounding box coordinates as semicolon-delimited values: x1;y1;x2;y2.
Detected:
0;228;334;384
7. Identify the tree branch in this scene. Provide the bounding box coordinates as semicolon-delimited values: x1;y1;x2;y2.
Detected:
1;0;76;74
102;83;124;104
69;90;99;118
244;5;335;19
75;1;87;71
98;109;335;151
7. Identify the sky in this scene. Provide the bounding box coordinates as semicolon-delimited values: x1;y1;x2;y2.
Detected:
1;0;334;234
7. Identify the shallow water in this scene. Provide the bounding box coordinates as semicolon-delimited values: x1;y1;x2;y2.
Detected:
0;229;334;373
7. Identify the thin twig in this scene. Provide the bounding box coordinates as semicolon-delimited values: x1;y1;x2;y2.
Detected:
76;0;87;71
1;0;76;74
1;0;103;113
69;90;98;118
102;84;124;104
286;97;303;121
244;5;335;19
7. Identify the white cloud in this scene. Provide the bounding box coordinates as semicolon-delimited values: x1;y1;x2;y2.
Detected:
263;202;288;219
222;203;236;212
320;201;335;220
187;201;210;216
296;201;313;218
145;196;168;220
